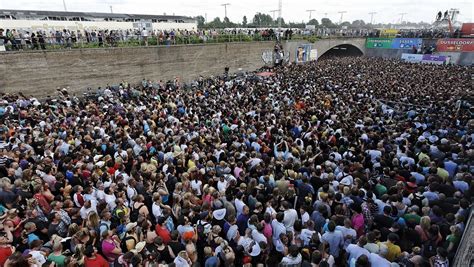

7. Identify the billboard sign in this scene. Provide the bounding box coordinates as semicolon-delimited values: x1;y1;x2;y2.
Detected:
296;44;312;63
392;38;422;49
366;38;393;48
401;53;423;63
421;54;448;65
436;38;474;52
401;53;448;65
461;23;474;37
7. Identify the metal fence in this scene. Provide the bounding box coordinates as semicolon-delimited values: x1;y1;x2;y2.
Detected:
0;32;366;52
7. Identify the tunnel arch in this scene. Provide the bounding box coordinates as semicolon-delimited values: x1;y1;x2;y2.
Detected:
318;44;364;60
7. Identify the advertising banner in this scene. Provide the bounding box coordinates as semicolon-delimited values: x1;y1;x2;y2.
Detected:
436;38;474;52
296;44;312;63
461;23;474;37
401;53;423;63
380;29;399;38
366;38;393;48
421;55;448;65
309;49;318;61
391;38;423;49
401;53;448;65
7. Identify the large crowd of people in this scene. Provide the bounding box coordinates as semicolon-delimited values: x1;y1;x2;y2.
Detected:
0;56;472;267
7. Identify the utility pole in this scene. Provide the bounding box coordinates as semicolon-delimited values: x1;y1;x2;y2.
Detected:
62;0;67;11
369;12;377;24
324;12;328;18
270;10;278;21
221;3;230;19
278;0;282;31
338;11;347;24
306;9;316;20
399;12;407;24
110;5;113;14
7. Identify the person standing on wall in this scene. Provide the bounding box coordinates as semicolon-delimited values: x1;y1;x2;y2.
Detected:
142;27;149;46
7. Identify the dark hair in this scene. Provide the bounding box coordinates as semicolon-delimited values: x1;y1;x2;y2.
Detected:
328;221;336;232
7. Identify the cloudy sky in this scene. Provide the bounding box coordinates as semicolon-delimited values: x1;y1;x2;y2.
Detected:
0;0;472;24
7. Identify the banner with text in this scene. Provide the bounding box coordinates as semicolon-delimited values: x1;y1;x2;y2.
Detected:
366;38;393;48
401;53;423;63
401;53;448;64
392;38;423;49
421;55;449;65
436;38;474;52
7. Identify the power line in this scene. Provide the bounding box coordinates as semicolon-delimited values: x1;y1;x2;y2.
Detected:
369;12;377;24
270;9;279;21
338;11;347;24
221;3;230;19
306;9;316;20
398;12;407;23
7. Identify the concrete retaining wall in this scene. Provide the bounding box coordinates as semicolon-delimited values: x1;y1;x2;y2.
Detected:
0;42;274;97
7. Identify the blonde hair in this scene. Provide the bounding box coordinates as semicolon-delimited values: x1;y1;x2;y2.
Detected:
420;216;431;231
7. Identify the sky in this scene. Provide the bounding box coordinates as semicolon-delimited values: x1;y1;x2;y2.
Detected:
0;0;472;24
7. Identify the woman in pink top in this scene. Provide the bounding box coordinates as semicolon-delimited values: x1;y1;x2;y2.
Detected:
261;213;273;243
101;230;122;263
351;205;365;237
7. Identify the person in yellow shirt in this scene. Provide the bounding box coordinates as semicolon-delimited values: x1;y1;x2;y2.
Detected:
383;233;402;262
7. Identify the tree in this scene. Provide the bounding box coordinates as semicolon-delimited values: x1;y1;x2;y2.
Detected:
308;19;319;26
242;16;247;26
351;19;366;28
321;18;335;28
252;12;273;26
340;21;351;27
195;15;205;28
208;17;223;28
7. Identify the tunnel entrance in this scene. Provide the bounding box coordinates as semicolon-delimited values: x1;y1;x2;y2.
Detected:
319;44;363;60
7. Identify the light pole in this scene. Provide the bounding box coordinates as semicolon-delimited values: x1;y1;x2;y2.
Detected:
110;5;113;14
369;12;377;24
399;12;407;24
270;10;278;21
338;11;347;24
306;9;316;21
63;0;67;11
221;3;231;19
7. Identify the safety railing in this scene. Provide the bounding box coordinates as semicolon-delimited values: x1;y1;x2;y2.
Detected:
0;33;369;52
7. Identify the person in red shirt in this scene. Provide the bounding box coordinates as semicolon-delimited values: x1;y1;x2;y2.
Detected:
155;217;171;245
84;245;108;267
0;229;14;267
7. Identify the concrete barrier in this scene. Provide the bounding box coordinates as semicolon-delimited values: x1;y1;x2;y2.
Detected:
0;42;275;97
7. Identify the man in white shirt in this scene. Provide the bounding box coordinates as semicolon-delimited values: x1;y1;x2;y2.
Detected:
271;212;286;247
141;28;149;46
368;244;391;267
336;218;357;248
282;201;298;233
346;236;370;265
79;200;97;220
217;176;228;193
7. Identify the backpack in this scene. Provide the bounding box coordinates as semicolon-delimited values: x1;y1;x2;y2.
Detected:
130;204;144;222
196;220;209;240
120;234;137;252
421;238;438;258
411;194;425;208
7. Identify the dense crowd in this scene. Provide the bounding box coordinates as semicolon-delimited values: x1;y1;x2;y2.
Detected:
0;56;472;267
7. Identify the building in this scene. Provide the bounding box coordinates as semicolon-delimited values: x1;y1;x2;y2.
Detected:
0;9;197;32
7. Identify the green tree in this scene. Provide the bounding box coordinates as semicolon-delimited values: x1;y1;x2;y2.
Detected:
195;15;205;28
308;19;319;26
321;18;335;28
252;12;273;26
208;17;223;28
340;21;351;27
351;19;366;28
242;16;247;26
